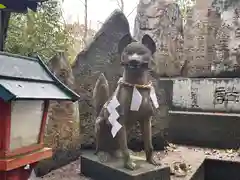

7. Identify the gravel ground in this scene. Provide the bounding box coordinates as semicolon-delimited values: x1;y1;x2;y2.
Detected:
32;160;91;180
32;145;239;180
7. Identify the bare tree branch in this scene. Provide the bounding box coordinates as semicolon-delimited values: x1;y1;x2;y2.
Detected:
120;0;124;12
111;0;124;12
127;4;137;17
116;0;121;9
117;0;124;12
75;0;88;45
78;0;85;6
83;0;88;45
59;1;67;28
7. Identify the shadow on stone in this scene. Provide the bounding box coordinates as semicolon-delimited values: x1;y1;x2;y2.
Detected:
204;158;240;180
190;158;240;180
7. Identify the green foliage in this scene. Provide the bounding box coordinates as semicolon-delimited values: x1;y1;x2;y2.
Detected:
5;0;74;62
175;0;195;22
212;0;239;12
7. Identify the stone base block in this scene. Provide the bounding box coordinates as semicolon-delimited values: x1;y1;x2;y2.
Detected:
81;151;170;180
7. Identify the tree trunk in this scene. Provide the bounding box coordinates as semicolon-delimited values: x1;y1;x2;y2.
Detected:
119;0;124;12
115;0;124;12
0;11;10;51
83;0;88;45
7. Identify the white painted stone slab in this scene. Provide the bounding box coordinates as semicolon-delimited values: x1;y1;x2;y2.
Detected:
172;78;240;112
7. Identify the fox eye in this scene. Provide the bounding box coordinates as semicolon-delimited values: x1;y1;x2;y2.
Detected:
125;49;134;55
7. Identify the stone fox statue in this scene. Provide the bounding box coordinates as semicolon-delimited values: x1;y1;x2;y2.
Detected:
93;34;159;170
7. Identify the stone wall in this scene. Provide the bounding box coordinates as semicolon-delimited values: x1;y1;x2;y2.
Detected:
132;0;240;150
136;0;240;78
168;113;240;149
158;78;240;149
161;1;240;149
35;52;81;176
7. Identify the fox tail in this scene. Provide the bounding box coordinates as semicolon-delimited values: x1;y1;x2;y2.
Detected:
93;73;110;116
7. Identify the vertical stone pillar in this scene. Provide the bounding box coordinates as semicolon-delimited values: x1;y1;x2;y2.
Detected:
134;0;184;77
183;0;221;77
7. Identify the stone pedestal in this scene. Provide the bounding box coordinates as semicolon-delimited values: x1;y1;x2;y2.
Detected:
81;151;170;180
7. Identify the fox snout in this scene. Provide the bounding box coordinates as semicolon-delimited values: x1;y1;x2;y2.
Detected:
129;53;142;61
121;53;149;69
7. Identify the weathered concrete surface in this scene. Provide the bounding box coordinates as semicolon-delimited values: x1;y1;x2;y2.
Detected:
35;52;81;176
205;158;240;180
158;78;240;149
168;112;240;149
172;78;240;112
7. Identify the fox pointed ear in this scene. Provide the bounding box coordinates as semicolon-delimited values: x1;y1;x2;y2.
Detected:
118;34;133;55
141;34;156;54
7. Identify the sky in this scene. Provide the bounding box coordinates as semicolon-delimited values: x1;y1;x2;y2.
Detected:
63;0;139;34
